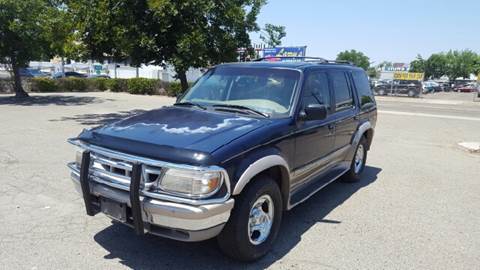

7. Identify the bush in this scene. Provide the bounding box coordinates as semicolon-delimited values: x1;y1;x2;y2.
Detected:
89;78;109;91
28;76;188;95
126;78;157;95
57;77;88;92
165;81;185;97
31;78;58;92
105;79;128;92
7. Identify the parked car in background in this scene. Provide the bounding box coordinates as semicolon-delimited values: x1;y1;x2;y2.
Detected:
374;80;421;97
19;68;49;78
52;71;88;79
439;82;452;92
455;82;477;93
423;81;441;93
87;74;111;79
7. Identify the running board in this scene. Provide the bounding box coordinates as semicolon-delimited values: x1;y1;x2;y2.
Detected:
288;166;349;209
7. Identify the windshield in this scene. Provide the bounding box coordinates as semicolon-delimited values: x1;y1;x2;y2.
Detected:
180;67;300;117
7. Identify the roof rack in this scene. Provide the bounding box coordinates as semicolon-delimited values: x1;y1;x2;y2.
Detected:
253;56;355;66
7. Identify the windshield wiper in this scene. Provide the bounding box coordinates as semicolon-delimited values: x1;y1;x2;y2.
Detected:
173;102;207;110
212;104;269;118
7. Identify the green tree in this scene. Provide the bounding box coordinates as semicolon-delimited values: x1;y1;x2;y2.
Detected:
336;49;370;70
424;53;447;79
70;0;266;92
41;3;83;76
445;50;478;81
260;23;286;48
409;55;425;73
367;67;378;78
148;0;266;91
67;0;154;66
0;0;51;97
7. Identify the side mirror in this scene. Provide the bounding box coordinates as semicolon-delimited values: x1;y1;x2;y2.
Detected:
301;104;328;121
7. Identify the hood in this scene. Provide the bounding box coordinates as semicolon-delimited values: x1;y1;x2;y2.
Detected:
77;106;270;164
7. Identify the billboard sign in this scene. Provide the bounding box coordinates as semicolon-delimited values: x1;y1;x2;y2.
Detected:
393;72;424;81
263;46;307;60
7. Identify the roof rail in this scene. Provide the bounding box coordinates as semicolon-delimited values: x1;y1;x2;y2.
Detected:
253;56;355;66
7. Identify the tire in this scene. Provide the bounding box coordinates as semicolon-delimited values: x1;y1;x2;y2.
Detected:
217;175;283;261
408;90;416;97
377;89;386;96
342;137;368;182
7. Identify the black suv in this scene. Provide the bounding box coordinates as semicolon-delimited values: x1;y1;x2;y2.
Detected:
374;80;421;97
67;57;377;261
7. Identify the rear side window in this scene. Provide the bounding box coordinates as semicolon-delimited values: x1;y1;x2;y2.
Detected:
329;71;353;110
302;72;331;110
352;70;375;109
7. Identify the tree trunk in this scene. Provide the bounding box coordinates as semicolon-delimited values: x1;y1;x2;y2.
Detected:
11;61;29;98
178;71;188;92
61;57;65;78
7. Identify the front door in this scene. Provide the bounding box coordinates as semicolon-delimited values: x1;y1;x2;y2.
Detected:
293;70;335;187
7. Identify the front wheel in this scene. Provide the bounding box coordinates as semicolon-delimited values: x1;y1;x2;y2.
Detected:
342;137;368;182
217;176;283;261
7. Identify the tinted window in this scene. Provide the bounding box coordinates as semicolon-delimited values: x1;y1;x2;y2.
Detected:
330;71;353;110
352;70;375;108
302;72;330;110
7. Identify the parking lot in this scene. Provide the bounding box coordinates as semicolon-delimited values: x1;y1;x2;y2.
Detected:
0;92;479;269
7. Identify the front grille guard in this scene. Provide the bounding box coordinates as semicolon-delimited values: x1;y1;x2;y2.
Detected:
79;151;144;234
69;138;231;235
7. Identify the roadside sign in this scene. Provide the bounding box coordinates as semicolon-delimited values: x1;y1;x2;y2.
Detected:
93;64;102;75
263;46;307;59
393;72;424;81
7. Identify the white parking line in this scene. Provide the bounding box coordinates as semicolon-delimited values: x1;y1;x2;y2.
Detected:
378;110;480;122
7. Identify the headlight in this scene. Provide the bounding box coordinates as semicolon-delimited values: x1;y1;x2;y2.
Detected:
156;168;223;198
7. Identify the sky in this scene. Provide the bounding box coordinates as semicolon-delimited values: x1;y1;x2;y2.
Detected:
250;0;480;64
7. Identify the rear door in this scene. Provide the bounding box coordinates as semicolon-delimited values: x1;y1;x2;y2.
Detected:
329;70;357;152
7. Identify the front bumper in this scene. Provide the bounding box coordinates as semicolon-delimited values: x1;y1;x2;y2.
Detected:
69;163;234;242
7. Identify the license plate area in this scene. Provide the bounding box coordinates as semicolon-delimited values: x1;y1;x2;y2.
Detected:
100;197;127;222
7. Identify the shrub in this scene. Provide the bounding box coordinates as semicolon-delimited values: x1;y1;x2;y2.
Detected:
126;78;156;95
57;78;88;92
166;81;185;97
31;78;58;92
105;79;128;92
89;78;109;91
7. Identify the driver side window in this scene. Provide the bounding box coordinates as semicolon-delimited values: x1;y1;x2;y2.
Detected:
302;72;331;110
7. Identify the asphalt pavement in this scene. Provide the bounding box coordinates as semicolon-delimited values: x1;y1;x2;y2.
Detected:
0;92;479;269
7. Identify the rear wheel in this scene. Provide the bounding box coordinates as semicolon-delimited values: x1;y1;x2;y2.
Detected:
342;137;367;182
217;176;282;261
408;89;416;97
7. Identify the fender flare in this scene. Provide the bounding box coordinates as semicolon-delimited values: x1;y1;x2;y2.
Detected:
352;121;373;147
232;155;290;195
346;121;374;161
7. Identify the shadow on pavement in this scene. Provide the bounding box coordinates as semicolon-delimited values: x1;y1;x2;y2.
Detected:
51;110;146;126
93;166;381;269
0;94;104;106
